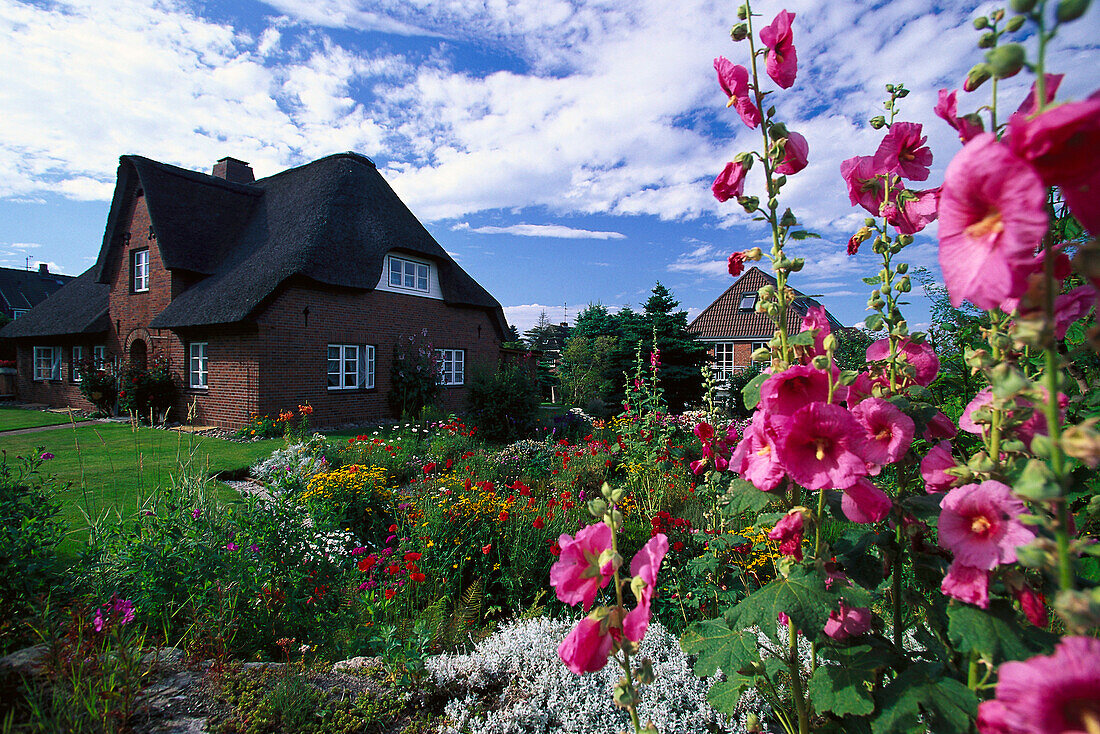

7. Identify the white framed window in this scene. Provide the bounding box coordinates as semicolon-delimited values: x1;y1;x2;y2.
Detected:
437;348;464;386
712;342;737;380
751;341;769;354
133;249;150;292
739;293;757;311
71;346;83;382
189;342;208;389
327;344;375;390
388;255;430;293
93;345;107;368
11;308;27;319
33;346;61;381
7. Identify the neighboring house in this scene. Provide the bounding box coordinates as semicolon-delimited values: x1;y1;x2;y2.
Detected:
0;264;73;322
687;266;844;378
0;153;508;428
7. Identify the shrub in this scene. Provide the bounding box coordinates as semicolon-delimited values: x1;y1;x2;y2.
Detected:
388;331;441;419
250;434;331;494
75;360;117;416
465;361;542;443
116;359;174;422
0;450;67;650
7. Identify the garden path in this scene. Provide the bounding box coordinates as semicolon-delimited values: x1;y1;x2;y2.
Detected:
0;419;102;435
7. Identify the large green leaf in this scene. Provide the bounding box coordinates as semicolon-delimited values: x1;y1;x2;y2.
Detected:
872;662;977;734
720;478;775;517
728;566;837;642
947;601;1058;663
680;618;761;677
810;644;889;717
742;371;770;410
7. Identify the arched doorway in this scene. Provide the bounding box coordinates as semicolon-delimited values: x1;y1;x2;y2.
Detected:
130;339;147;370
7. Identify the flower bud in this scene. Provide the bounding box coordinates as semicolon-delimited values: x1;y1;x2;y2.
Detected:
1010;0;1037;12
731;23;750;41
737;4;748;20
978;31;997;48
769;121;789;140
823;334;837;353
635;658;656;685
1005;15;1026;31
964;63;993;91
588;497;608;518
986;43;1027;78
869;115;886;129
896;262;908;274
1056;0;1090;22
601;482;614;500
750;347;771;363
897;276;911;293
896;87;909;98
744;247;763;261
992;8;1005;21
811;355;830;370
768;197;778;210
779;208;797;227
1063;420;1100;469
885;83;895;93
597;548;621;571
789;258;804;272
973;15;990;29
864;217;876;227
734;151;754;169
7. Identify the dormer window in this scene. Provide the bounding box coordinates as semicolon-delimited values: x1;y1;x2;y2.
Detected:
388;255;430;293
132;249;149;292
739;293;757;311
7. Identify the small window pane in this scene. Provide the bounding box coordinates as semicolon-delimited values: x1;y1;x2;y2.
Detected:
390;259;401;286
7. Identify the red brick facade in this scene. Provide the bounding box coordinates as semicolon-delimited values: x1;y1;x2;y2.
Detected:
13;187;503;428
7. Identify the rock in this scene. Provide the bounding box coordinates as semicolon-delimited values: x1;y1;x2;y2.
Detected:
0;644;48;675
241;661;285;672
142;647;186;669
331;656;384;673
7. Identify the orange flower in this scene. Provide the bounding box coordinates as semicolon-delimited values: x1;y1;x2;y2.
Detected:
298;404;313;415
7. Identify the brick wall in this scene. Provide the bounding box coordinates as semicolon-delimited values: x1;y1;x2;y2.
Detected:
251;283;502;428
13;338;96;411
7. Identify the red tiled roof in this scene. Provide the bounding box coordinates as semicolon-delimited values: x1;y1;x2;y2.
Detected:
687;266;844;340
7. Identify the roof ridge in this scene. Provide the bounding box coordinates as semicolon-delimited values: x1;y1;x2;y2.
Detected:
122;155;262;196
253;152;377;185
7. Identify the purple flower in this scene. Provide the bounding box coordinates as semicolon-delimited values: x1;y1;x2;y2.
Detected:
191;508;201;520
39;452;54;461
226;542;239;551
249;544;259;553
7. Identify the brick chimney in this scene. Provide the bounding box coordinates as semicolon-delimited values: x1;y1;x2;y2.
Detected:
37;263;48;275
211;157;255;184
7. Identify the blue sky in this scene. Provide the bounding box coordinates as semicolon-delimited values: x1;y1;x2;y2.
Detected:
1;0;1097;333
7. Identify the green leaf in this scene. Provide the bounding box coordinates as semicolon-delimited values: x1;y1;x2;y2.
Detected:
946;601;1058;663
680;618;761;677
729;566;837;641
790;230;821;240
720;478;775;516
872;663;977;734
788;330;817;346
810;643;894;717
833;528;886;590
705;680;754;715
742;371;770;410
862;276;881;285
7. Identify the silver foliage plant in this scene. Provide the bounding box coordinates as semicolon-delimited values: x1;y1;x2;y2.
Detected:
427;617;769;734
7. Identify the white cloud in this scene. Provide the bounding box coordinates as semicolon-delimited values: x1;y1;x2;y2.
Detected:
453;222;625;239
9;242;41;250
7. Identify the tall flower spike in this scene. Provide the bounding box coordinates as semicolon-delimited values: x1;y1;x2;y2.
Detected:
759;10;797;89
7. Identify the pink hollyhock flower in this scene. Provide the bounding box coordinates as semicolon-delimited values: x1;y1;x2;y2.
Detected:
759;10;797;89
850;397;915;468
976;637;1100;734
824;601;873;640
921;440;957;493
939;481;1035;570
923;410;958;441
759;364;833;420
866;337;940;387
1014;73;1063;117
712;161;747;202
841;155;886;215
885;187;940;235
1052;285;1097;339
1007;91;1100;234
935;89;983;143
714;56;761;129
729;410;786;492
843;371;875;407
775;131;809;175
841;477;892;523
624;533;669;642
768;510;805;561
728;251;746;276
942;562;991;608
937;133;1049;310
1011;582;1049;628
550;523;619;611
960;387;1066;448
874;122;934;182
559;614;617;674
798;304;831;359
775;402;871;490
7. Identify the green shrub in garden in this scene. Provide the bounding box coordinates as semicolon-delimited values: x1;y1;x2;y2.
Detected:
75;359;117;416
464;359;542;443
388;331;442;419
116;359;174;422
0;450;67;650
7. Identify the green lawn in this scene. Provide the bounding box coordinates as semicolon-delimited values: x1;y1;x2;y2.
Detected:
0;407;81;432
0;423;281;555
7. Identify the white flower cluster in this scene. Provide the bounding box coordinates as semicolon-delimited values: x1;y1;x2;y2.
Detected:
427;617;762;734
492;439;554;468
251;434;329;487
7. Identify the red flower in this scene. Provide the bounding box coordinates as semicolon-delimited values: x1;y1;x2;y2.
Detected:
759;9;797;89
409;572;426;583
672;541;684;552
712;161;747;202
482;543;492;554
357;557;376;573
388;524;398;532
728;251;745;277
498;510;509;522
404;551;421;562
550;541;561;557
533;516;545;529
386;564;400;575
385;589;396;600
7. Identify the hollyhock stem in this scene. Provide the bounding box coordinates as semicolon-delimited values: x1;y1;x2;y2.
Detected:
813;488;826;558
787;618;811;734
609;509;643;732
892;523;904;650
967;649;980;689
745;0;791;364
